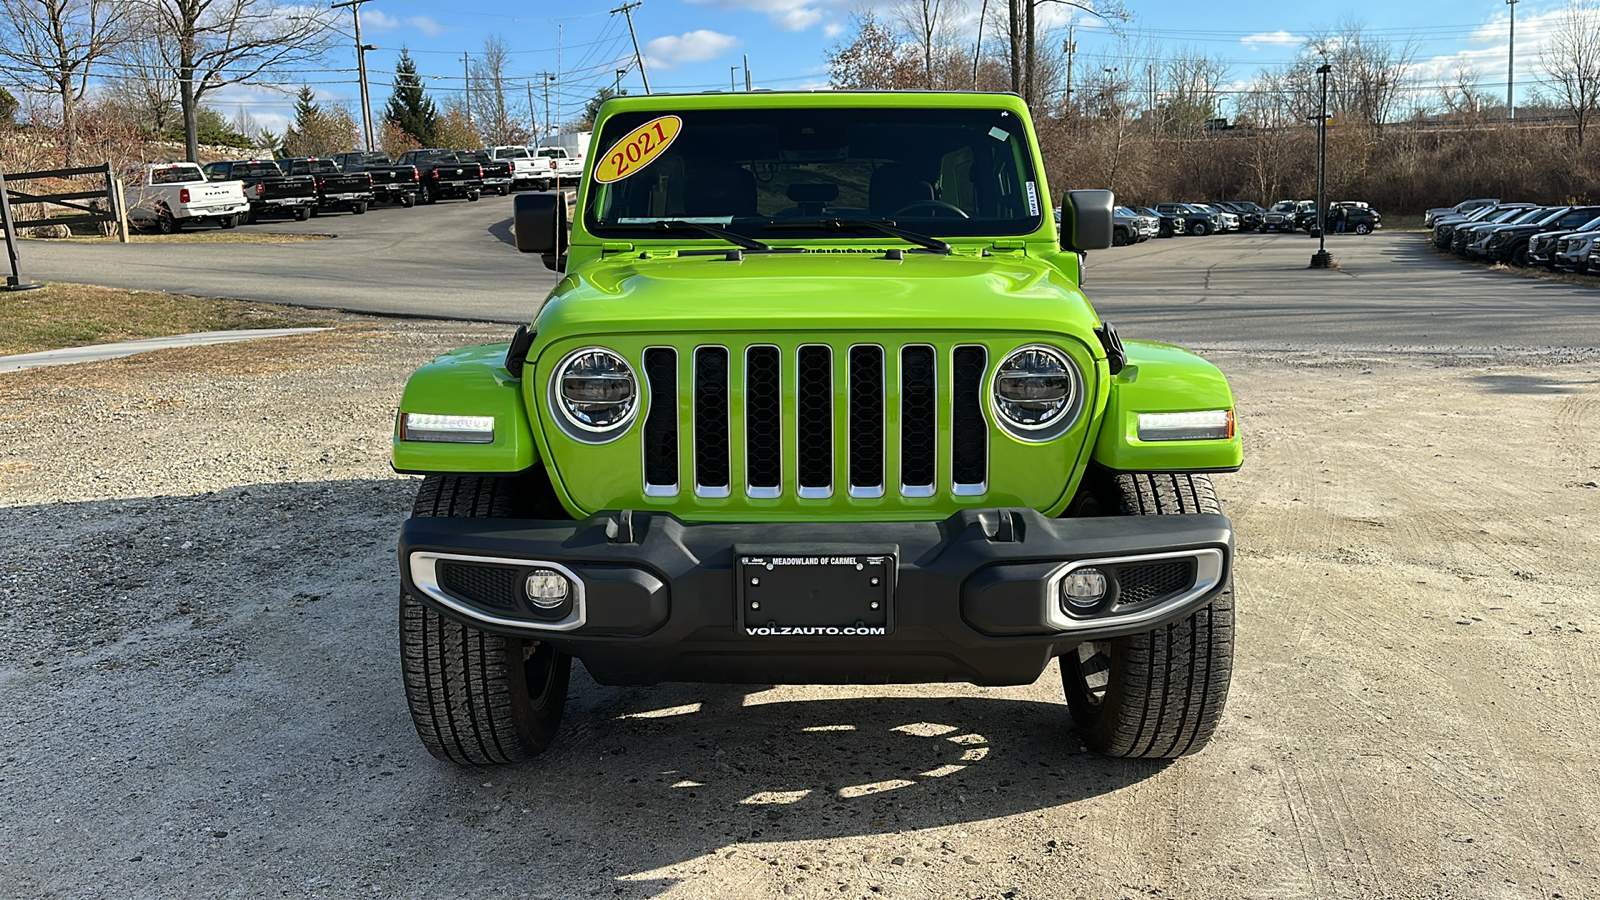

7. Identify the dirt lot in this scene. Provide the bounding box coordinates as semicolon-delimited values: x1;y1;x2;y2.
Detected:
1;320;1597;899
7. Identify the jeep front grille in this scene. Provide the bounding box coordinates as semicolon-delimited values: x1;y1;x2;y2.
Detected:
655;343;989;500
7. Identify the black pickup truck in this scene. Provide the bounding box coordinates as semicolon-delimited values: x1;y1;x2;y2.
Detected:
462;151;513;196
279;157;375;215
395;149;484;204
200;159;317;222
330;151;421;208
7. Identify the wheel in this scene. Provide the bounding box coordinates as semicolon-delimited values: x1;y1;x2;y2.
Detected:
468;191;481;202
423;184;438;204
1354;223;1371;235
1112;228;1129;247
400;473;572;765
156;211;181;234
353;202;368;215
1511;246;1529;267
293;207;310;221
310;207;321;218
400;193;416;208
219;215;237;229
244;209;259;225
1061;473;1235;759
497;185;509;196
1190;221;1209;236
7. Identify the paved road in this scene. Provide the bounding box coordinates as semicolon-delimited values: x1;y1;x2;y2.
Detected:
19;193;563;323
21;207;1600;349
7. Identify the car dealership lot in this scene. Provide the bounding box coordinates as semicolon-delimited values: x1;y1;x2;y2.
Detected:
2;229;1598;899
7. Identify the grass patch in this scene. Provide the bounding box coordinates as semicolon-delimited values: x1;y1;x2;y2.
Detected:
1382;214;1427;232
0;283;335;356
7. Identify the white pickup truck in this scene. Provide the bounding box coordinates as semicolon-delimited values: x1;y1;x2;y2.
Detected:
484;146;540;190
126;162;251;233
532;146;582;190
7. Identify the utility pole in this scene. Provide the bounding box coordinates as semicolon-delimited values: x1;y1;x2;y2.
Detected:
462;52;473;128
730;66;738;92
1148;63;1156;134
612;2;651;94
744;54;751;90
541;72;554;139
1310;63;1333;269
534;81;547;140
331;0;375;150
1064;26;1075;116
615;68;626;95
1506;0;1518;119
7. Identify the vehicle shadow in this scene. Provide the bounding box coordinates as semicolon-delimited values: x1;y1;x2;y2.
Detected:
488;216;516;247
0;478;1166;897
1473;372;1598;394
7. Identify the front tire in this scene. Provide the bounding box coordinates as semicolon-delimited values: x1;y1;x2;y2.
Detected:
400;474;571;765
1061;473;1235;758
1190;221;1209;236
1112;227;1129;247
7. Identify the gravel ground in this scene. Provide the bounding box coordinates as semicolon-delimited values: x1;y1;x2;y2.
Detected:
2;320;1598;899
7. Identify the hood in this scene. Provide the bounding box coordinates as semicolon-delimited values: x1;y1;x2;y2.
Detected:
531;250;1102;344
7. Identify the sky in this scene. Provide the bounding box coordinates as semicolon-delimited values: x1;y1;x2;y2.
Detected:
208;0;1584;138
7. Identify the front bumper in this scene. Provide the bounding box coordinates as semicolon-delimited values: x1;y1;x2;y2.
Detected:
399;508;1233;687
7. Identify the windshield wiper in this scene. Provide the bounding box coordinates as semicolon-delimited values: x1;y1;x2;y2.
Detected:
765;217;951;255
648;219;773;252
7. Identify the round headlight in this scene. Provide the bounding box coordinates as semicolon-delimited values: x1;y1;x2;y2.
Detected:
553;347;638;439
992;345;1081;440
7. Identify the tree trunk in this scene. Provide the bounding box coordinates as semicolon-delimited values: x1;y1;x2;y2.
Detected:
180;64;199;163
59;74;77;167
1024;0;1035;109
1007;0;1020;95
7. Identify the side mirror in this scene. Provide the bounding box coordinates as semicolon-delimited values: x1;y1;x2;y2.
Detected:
1059;189;1115;252
514;192;568;271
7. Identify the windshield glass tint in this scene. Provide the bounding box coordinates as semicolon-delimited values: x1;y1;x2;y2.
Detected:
587;106;1041;239
154;165;202;184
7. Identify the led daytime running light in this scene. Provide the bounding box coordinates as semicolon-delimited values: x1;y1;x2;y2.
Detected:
401;413;495;443
1136;410;1234;442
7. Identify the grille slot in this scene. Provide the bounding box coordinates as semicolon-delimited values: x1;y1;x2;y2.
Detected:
693;346;730;496
951;345;988;493
900;345;937;495
438;562;522;615
745;345;782;496
642;348;678;494
796;345;833;497
1115;560;1197;606
848;345;885;496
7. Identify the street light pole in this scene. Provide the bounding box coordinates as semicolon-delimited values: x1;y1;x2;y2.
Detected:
1507;0;1518;119
1311;63;1334;269
331;0;375;150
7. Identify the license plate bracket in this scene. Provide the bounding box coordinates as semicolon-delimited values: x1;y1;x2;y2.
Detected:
736;547;896;636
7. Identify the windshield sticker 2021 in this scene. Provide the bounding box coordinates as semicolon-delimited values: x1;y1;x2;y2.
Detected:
594;115;683;184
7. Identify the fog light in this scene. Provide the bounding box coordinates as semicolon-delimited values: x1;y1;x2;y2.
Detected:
400;412;495;444
1061;568;1108;611
524;569;571;609
1137;409;1234;442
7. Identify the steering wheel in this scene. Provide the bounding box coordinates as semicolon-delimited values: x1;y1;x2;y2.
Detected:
892;200;970;219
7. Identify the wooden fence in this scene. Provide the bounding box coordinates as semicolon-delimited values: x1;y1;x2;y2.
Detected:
1;161;128;291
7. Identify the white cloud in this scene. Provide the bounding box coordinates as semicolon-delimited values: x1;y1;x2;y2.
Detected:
644;30;742;69
360;9;444;36
685;0;834;32
1408;6;1580;96
1241;30;1303;49
822;20;844;38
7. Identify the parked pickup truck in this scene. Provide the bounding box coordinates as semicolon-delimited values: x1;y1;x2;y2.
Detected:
279;157;374;215
330;151;421;208
533;146;582;190
392;90;1243;768
485;146;541;190
125;162;251;233
465;151;514;195
201;158;316;222
396;149;484;204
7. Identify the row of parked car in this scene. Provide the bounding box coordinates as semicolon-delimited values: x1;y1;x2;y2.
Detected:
125;145;584;232
1096;199;1381;245
1426;198;1600;273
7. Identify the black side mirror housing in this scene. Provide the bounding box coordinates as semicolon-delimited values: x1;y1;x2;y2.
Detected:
1059;190;1115;252
514;192;568;271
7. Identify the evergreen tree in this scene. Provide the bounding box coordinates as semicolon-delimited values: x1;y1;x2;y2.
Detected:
291;85;320;132
385;48;438;146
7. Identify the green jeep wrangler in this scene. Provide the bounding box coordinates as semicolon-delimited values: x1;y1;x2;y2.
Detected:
392;91;1242;765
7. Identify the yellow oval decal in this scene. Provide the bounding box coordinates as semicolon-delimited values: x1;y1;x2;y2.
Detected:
593;115;682;184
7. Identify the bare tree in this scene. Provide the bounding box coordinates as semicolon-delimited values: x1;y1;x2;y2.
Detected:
1438;64;1491;124
133;0;337;162
1305;20;1416;131
104;36;180;132
1539;0;1600;148
0;0;131;163
826;10;918;90
892;0;969;89
469;35;528;147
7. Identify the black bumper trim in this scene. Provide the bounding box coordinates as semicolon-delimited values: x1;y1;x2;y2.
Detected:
398;508;1233;686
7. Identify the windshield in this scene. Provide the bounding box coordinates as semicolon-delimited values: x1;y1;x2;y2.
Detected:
586;106;1042;240
153;164;203;184
1270;202;1294;213
233;163;282;179
494;147;530;159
